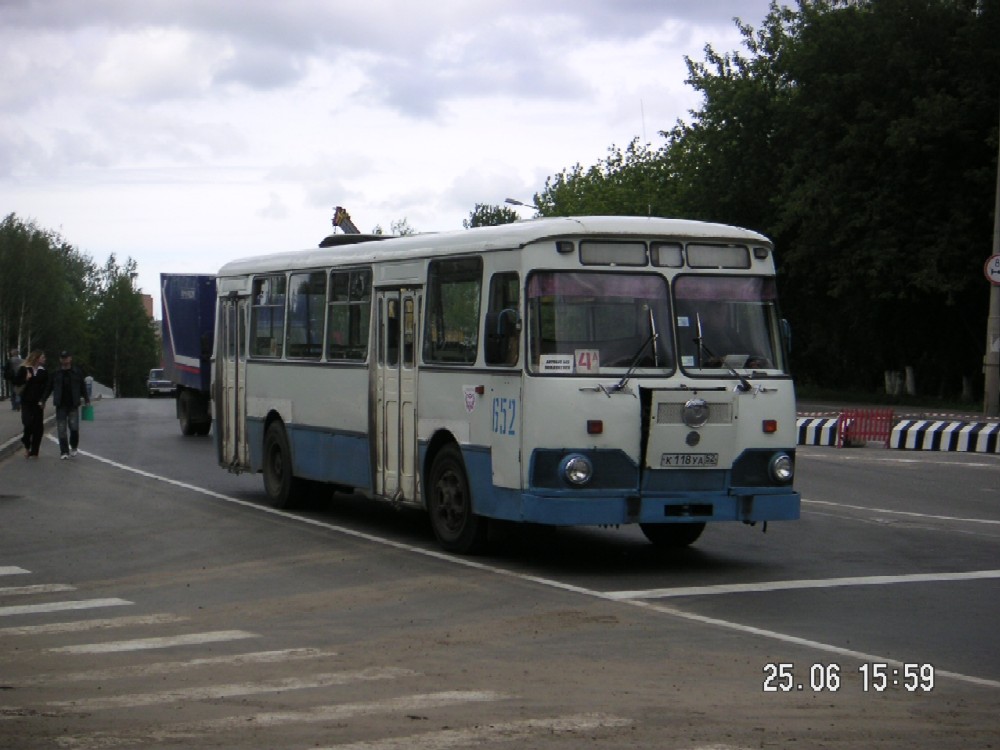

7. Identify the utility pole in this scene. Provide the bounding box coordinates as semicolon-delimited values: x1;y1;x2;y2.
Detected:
985;98;1000;417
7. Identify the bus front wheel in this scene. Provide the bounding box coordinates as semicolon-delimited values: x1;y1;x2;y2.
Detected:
640;522;705;548
263;422;302;509
427;444;488;555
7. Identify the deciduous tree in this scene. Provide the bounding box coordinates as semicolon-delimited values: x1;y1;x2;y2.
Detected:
535;0;1000;398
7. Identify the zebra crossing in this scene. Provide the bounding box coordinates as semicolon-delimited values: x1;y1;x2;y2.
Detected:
0;565;634;749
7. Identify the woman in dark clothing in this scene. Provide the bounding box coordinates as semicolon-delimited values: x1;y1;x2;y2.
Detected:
13;350;48;458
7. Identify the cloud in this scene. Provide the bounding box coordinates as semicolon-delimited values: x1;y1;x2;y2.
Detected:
0;0;776;314
256;191;290;220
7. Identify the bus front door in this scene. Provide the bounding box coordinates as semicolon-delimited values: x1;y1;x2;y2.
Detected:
375;289;419;502
217;295;249;471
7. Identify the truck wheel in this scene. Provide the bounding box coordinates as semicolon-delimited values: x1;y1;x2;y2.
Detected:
640;522;705;548
426;444;488;554
178;391;196;436
263;422;302;509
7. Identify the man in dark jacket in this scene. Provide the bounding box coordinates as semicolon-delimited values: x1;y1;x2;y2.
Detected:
51;351;90;459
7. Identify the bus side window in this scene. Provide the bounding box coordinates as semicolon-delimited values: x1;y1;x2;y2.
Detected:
423;257;482;365
287;271;326;359
327;268;372;361
485;272;520;366
250;275;286;358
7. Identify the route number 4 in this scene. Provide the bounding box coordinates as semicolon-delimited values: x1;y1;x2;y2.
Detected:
576;349;600;373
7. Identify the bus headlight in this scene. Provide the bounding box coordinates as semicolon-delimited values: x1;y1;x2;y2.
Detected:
682;398;710;428
561;455;593;486
768;453;794;484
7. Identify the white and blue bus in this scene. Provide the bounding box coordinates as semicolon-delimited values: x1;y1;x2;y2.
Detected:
213;216;800;553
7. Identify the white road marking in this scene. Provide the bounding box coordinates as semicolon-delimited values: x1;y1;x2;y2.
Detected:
813;456;1000;470
48;629;257;654
319;713;633;750
0;598;131;618
0;613;187;636
0;567;30;576
803;498;1000;525
16;647;340;685
84;450;1000;690
0;584;75;596
604;569;1000;600
55;691;505;749
195;690;505;729
43;667;415;711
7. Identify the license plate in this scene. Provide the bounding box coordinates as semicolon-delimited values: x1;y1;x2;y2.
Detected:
660;452;719;467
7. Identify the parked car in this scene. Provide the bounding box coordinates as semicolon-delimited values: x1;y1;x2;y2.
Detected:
147;368;176;398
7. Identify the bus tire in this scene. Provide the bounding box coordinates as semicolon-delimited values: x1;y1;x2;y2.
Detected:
427;444;488;555
263;422;302;510
640;522;705;548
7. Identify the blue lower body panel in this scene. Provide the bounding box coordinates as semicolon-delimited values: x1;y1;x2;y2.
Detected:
247;417;372;490
460;444;800;526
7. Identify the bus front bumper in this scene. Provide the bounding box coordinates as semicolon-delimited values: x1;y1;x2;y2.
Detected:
509;488;800;527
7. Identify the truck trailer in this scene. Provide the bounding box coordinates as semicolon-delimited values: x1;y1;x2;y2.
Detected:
160;273;216;436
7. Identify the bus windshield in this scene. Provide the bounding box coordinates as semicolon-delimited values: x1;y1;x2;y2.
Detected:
527;271;674;375
674;275;787;374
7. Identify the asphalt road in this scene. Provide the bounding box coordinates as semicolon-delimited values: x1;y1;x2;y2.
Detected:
1;398;998;749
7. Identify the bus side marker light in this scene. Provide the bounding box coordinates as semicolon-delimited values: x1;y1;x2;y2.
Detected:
475;385;485;395
762;419;778;434
587;420;603;435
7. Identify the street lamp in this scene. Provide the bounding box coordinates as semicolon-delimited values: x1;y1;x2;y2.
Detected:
505;197;538;210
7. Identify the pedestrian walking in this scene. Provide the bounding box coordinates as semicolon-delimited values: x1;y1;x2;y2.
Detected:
52;351;90;459
4;347;22;411
13;350;48;458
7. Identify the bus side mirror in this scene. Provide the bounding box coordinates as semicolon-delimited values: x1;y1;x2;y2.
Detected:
484;309;520;365
780;318;792;354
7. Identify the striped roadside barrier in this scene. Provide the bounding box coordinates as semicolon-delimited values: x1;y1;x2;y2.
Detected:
796;417;839;447
890;419;1000;454
797;416;1000;454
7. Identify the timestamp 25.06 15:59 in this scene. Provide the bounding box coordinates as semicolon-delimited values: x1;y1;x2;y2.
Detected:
763;662;935;693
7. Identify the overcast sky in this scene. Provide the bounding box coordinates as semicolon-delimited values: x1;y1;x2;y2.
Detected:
1;0;775;314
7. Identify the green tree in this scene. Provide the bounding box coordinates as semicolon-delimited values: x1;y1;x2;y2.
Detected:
535;0;1000;398
536;139;678;218
463;203;522;228
371;218;418;236
0;214;96;368
89;254;159;397
769;0;999;396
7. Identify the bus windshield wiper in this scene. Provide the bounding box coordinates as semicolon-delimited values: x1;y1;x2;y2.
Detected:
694;313;752;393
610;307;658;393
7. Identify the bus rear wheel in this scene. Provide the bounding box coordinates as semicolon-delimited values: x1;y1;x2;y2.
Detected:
263;422;302;509
640;522;705;548
427;444;488;555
